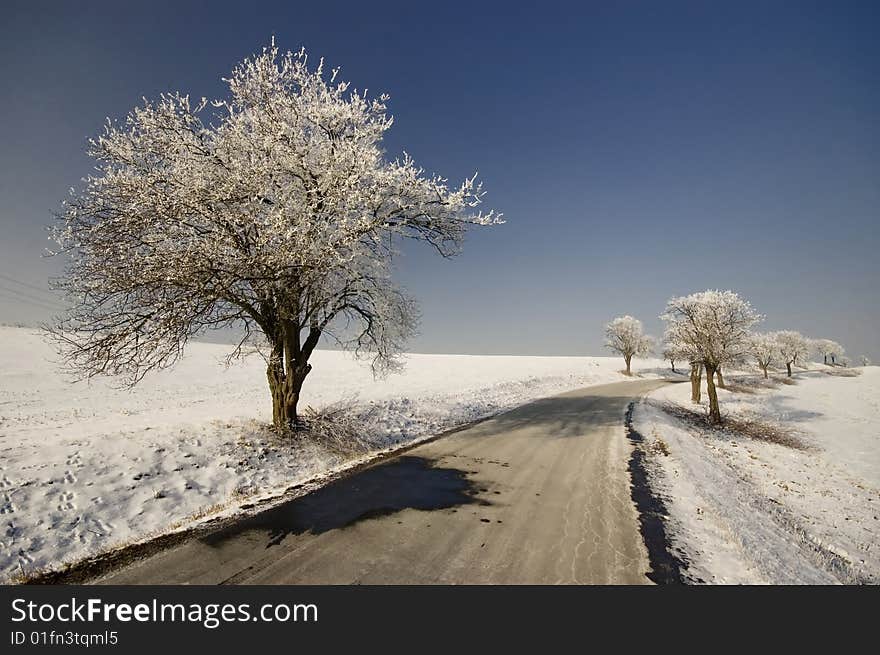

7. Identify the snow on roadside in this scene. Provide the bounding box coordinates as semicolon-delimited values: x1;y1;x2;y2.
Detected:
633;367;880;584
0;326;663;581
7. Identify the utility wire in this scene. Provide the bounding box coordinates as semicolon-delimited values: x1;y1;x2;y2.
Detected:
0;272;59;299
0;290;61;313
0;283;65;308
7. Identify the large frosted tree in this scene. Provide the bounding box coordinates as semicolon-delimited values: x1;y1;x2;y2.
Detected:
604;315;654;375
49;41;501;430
661;290;761;423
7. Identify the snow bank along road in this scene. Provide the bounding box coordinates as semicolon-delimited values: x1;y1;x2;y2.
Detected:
97;379;667;584
634;367;880;584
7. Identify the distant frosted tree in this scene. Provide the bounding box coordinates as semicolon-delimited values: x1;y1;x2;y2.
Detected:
750;332;779;378
49;41;501;430
662;326;702;400
661;329;693;375
604;315;654;375
661;290;761;423
661;346;679;373
814;339;845;366
776;331;811;377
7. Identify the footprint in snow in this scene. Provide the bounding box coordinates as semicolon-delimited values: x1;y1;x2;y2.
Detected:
0;495;13;514
57;491;76;511
63;470;77;484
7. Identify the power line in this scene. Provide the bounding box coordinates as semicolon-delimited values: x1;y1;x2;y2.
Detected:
0;272;59;299
0;290;61;313
0;283;65;307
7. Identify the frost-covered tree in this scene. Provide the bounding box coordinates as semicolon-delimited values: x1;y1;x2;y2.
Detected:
662;326;702;398
604;315;654;375
750;332;779;378
661;290;761;423
814;339;845;366
49;41;501;430
661;330;693;375
661;346;679;373
776;331;811;377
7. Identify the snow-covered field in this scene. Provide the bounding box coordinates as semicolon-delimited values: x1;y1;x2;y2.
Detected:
634;366;880;584
0;326;663;582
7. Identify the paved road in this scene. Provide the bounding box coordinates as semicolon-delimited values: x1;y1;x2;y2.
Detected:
99;379;667;584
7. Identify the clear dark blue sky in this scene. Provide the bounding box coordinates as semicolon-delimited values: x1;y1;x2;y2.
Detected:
1;1;878;359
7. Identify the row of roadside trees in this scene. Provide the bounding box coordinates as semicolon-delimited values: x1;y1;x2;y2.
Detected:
605;290;849;424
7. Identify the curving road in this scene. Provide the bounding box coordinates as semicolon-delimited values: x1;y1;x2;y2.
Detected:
98;379;667;584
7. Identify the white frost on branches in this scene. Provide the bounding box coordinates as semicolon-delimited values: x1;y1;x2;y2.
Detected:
813;338;845;365
661;290;762;421
661;326;694;368
749;331;779;377
604;315;654;374
49;40;501;428
661;291;761;370
776;331;811;376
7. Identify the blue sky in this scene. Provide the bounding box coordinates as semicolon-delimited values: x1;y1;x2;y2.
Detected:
1;1;877;360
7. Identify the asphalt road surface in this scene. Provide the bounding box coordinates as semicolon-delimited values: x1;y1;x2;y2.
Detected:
98;379;667;584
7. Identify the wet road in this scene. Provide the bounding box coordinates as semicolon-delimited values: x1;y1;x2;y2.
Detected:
98;379;667;584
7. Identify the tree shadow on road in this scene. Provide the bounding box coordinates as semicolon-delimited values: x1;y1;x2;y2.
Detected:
200;456;491;549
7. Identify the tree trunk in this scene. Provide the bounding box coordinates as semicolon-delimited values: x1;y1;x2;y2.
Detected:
267;362;312;430
690;362;702;403
625;354;632;376
824;355;828;365
716;367;725;389
705;364;721;424
265;325;314;431
671;360;676;373
268;367;295;428
267;341;291;428
761;364;768;379
786;361;792;377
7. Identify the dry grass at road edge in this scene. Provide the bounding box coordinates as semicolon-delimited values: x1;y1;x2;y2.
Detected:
659;401;813;451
